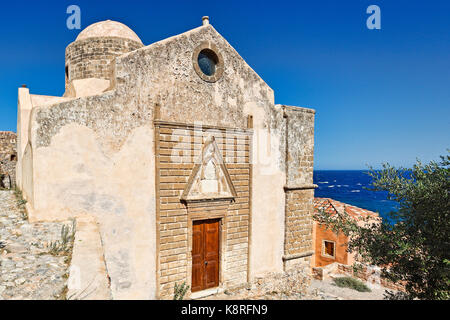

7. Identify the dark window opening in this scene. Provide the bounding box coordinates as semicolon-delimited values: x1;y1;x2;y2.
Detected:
10;155;16;161
197;49;218;76
65;65;69;79
323;240;335;258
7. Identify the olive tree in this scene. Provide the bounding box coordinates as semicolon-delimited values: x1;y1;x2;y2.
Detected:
315;153;450;300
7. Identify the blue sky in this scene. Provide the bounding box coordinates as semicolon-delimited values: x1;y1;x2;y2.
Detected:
0;0;448;169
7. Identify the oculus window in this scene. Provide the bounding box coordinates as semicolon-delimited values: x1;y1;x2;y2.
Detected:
198;49;218;76
193;42;224;82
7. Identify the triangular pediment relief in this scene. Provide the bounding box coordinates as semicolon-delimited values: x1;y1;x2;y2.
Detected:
181;136;237;202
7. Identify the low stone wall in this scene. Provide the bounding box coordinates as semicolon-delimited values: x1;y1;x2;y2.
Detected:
0;132;16;159
250;268;311;297
0;132;17;189
0;161;16;189
213;267;311;299
313;262;405;292
336;263;405;292
312;262;339;280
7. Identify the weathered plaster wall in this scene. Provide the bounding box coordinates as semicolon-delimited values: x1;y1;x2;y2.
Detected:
246;103;286;277
115;25;274;130
28;119;157;299
16;87;33;189
313;221;349;267
67;215;112;299
30;94;73;108
65;78;111;98
22;143;33;205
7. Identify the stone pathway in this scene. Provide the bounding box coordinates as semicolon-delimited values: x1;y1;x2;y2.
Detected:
202;278;390;300
201;268;313;300
201;274;392;300
0;190;73;300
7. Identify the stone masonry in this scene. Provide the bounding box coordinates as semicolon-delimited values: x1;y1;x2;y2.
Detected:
281;106;316;271
65;37;143;85
283;189;314;270
155;120;251;299
0;131;17;189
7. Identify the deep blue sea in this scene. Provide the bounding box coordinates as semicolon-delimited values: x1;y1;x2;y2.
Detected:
313;170;399;221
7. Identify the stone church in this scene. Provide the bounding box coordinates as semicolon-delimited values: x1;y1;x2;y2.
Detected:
15;18;316;299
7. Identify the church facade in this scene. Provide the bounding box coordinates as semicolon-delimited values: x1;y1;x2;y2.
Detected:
15;18;316;299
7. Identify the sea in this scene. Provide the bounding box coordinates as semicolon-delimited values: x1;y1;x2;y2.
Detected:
313;170;399;222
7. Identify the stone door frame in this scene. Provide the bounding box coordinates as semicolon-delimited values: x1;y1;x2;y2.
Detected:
186;201;228;297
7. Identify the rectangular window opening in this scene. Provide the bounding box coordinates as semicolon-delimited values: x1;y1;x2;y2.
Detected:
323;240;336;258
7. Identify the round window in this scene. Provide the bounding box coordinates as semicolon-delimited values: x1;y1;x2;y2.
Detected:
192;42;224;82
198;49;218;76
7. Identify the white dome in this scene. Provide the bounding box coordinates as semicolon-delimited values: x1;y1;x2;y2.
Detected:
76;20;143;44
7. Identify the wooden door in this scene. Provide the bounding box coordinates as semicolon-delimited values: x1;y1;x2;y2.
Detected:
191;219;220;292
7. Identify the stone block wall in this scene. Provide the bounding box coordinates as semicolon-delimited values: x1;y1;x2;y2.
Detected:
0;131;16;160
312;262;339;280
283;189;314;270
283;106;315;188
0;131;17;189
155;121;251;299
281;105;315;272
65;37;143;84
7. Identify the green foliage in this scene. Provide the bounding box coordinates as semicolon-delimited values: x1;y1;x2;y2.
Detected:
47;220;76;256
333;277;371;292
315;152;450;300
173;282;190;300
352;263;364;275
13;187;28;220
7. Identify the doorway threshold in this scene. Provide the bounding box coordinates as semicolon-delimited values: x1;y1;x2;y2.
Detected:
190;287;222;299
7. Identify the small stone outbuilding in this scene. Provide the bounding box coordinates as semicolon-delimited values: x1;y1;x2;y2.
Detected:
312;197;380;268
15;18;316;299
